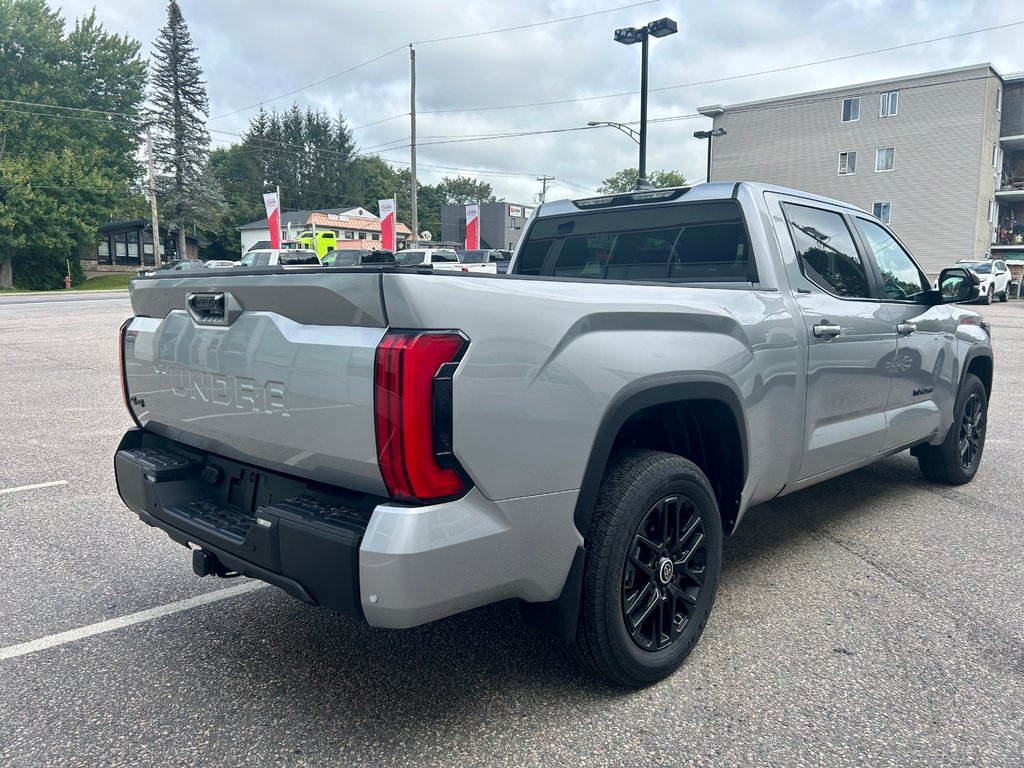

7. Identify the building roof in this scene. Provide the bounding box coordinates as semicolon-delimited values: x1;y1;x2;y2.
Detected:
700;62;1001;113
307;212;412;234
237;206;360;231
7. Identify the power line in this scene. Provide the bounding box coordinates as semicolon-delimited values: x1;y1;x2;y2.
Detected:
410;0;659;44
416;19;1024;116
207;1;660;121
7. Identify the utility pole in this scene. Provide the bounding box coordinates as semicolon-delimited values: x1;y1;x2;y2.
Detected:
536;175;554;204
410;44;418;247
147;126;162;268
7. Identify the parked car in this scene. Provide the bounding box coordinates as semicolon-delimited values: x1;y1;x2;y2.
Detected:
951;259;1011;303
458;248;513;274
322;249;396;267
204;260;238;269
394;248;460;268
138;259;205;277
238;249;322;268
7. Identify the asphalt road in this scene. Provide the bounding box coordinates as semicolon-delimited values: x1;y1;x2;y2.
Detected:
1;297;1021;767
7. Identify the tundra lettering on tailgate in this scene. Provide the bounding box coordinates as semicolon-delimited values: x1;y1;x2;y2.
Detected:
154;363;289;416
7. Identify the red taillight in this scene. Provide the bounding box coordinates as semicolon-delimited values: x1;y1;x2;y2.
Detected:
374;331;468;502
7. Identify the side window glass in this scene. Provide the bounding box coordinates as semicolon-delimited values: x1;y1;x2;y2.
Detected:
854;218;928;300
783;203;870;298
253;252;271;267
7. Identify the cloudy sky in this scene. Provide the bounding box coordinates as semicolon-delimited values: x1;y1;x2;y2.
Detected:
53;0;1024;206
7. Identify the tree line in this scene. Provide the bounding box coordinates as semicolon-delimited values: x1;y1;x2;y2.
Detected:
1;0;684;290
0;0;499;289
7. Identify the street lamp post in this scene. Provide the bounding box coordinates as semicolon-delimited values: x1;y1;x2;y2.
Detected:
586;121;640;144
613;17;677;187
693;127;726;182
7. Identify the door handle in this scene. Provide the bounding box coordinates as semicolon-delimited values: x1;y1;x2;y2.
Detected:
812;322;842;339
896;322;916;336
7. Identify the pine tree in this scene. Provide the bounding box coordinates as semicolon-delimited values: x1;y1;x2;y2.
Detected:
148;0;219;260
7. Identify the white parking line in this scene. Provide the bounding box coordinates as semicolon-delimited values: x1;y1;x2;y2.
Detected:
0;581;268;661
0;480;68;496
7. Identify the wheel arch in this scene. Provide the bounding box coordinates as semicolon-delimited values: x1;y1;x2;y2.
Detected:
964;347;993;400
521;376;748;642
574;376;749;538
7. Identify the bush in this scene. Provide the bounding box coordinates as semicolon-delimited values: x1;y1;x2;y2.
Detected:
11;251;86;290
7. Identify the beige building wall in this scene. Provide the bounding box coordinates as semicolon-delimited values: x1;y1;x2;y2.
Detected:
706;65;1001;276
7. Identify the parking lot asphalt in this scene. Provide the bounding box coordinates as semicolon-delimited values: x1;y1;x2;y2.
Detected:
1;295;1021;767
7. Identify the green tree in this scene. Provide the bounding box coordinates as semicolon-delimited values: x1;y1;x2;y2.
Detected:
436;175;499;205
148;0;221;260
597;168;687;193
0;0;147;288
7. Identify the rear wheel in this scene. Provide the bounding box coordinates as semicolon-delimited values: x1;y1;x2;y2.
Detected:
982;285;993;304
917;373;987;484
573;450;722;687
999;288;1008;302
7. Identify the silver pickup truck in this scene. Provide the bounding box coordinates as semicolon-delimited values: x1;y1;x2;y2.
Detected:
115;182;992;686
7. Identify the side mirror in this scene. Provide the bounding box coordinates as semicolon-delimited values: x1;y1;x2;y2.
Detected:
937;267;980;304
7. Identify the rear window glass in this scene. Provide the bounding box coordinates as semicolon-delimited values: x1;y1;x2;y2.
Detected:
514;201;755;282
252;251;272;267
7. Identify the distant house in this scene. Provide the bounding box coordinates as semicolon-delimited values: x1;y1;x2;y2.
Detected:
237;206;412;254
81;219;203;274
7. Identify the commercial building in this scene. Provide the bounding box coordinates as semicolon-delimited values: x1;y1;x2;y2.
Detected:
441;203;535;251
700;64;1023;276
237;206;411;254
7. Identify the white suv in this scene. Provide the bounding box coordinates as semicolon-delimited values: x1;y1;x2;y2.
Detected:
953;259;1011;304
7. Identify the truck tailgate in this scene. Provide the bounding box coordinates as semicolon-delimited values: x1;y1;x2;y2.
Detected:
123;271;389;495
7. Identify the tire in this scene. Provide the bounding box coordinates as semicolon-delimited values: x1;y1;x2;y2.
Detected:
573;450;723;687
999;289;1008;302
917;373;987;484
982;285;993;305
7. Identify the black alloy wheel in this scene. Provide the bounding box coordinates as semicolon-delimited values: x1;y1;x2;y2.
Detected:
573;450;722;687
622;495;707;651
917;373;987;485
957;391;985;471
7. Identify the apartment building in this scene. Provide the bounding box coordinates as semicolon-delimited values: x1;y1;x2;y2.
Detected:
700;64;1015;276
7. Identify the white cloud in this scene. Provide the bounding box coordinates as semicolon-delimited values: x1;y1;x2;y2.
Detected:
52;0;1024;202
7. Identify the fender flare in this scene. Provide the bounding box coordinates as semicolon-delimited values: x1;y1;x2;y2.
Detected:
521;375;749;642
573;375;749;537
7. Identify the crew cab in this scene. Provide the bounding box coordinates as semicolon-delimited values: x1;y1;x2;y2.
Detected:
115;182;992;687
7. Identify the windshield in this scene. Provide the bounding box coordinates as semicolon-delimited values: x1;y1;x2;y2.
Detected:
960;261;991;274
395;250;427;265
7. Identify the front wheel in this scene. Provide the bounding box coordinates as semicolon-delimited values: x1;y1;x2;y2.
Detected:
982;285;993;305
917;373;987;484
573;450;722;687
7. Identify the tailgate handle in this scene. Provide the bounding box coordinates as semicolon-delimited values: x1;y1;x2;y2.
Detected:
186;292;239;326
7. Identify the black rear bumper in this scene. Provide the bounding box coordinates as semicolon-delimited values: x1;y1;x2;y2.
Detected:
114;428;377;620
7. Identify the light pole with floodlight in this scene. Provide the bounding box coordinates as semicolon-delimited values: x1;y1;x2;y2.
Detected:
693;127;727;182
613;17;677;186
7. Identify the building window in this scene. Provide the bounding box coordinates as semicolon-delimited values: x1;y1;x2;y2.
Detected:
838;151;857;175
880;91;898;117
97;240;111;265
997;87;1002;112
872;202;891;224
345;231;354;239
358;232;367;240
875;147;895;172
371;232;380;240
841;97;860;123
